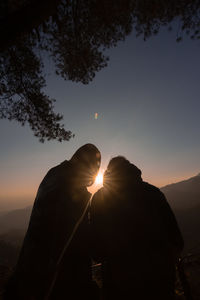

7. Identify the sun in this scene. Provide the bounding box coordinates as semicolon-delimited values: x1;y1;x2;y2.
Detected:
87;170;104;194
95;170;104;186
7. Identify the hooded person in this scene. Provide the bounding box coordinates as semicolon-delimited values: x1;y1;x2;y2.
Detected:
4;144;101;300
90;156;184;300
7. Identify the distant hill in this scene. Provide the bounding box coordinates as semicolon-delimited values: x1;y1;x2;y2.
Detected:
0;206;32;266
0;206;32;235
161;173;200;210
161;173;200;254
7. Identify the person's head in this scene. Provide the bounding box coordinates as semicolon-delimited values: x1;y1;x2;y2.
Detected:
70;144;101;187
104;156;142;190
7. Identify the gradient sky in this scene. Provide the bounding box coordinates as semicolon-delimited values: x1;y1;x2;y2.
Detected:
0;27;200;210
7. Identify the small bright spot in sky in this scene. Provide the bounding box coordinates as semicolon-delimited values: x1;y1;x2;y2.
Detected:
95;170;103;185
94;112;98;119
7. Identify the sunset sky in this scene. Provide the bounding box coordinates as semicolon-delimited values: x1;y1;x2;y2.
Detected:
0;26;200;210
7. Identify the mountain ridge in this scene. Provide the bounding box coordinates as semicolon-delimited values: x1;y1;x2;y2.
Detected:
160;173;200;253
161;172;200;191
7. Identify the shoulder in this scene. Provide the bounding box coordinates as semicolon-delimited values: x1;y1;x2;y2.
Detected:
47;160;70;176
41;160;71;184
36;161;70;197
142;181;163;194
141;182;167;203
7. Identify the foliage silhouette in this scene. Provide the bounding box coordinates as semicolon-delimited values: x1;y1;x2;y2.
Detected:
0;0;200;141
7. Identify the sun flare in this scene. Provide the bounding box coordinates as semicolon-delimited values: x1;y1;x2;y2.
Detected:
95;171;104;186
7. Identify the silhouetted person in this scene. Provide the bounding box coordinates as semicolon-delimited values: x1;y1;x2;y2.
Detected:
5;144;101;300
91;156;184;300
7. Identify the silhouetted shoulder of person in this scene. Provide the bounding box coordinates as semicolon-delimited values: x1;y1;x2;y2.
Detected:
139;181;184;255
4;144;101;300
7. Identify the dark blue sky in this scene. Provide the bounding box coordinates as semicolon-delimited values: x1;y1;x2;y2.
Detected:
0;27;200;210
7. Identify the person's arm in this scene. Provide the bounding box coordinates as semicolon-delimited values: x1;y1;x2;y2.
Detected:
90;189;106;262
157;190;184;260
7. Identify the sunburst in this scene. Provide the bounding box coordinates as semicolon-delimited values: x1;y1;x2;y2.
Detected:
95;170;104;185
